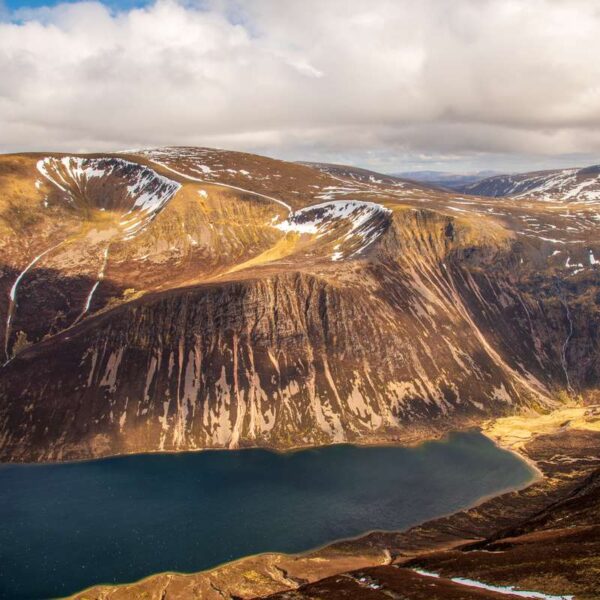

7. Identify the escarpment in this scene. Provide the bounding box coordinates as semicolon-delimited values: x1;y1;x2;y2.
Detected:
0;148;599;461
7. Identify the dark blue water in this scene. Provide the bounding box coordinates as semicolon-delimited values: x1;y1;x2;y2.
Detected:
0;431;534;600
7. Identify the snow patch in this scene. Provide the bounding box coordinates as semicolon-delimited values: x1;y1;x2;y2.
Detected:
413;569;573;599
36;157;180;240
274;200;391;259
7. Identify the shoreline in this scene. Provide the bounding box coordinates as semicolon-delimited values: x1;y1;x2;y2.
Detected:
0;419;487;466
16;402;596;468
481;426;545;481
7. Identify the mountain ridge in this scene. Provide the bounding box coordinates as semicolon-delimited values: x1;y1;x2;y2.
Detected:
457;163;600;202
0;147;598;461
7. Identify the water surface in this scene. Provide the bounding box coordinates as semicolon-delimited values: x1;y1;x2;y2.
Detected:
0;431;535;599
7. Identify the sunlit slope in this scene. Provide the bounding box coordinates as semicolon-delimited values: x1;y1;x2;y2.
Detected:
0;148;598;461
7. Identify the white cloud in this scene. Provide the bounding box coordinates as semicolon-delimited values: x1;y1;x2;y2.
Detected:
2;0;600;171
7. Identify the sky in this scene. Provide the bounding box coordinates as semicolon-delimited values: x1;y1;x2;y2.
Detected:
2;0;600;174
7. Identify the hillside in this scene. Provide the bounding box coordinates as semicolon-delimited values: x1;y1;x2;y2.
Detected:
299;161;434;189
0;147;599;462
458;164;600;202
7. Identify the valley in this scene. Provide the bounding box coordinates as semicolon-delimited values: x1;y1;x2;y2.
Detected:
0;147;599;599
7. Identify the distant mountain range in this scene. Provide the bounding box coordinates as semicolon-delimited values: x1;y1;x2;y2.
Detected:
456;164;600;202
393;170;502;190
396;164;600;204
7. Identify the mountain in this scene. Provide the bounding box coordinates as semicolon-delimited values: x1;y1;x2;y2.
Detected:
0;147;599;462
394;170;502;190
458;164;600;202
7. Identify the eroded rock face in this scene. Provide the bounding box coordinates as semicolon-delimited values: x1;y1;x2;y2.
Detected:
0;148;599;461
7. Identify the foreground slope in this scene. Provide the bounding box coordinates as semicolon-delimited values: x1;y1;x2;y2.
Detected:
0;148;599;461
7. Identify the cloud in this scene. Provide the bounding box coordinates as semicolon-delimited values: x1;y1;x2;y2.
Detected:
2;0;600;171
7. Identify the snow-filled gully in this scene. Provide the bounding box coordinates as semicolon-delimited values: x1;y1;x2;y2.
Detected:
36;157;182;242
273;200;391;260
3;241;64;364
560;295;574;393
73;245;110;325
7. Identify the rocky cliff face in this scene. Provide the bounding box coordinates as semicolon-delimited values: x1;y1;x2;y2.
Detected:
0;148;598;461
